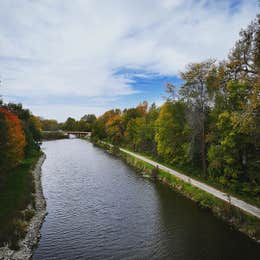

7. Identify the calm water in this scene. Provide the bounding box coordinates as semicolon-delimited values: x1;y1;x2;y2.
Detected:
33;139;260;260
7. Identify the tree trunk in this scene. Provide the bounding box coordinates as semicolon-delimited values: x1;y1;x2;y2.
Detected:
201;120;207;176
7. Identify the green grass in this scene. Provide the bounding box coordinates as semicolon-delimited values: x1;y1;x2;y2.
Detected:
0;150;41;249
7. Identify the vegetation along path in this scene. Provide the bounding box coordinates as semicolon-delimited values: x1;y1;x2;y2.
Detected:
119;147;260;219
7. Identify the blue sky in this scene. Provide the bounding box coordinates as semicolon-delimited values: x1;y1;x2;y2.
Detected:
0;0;258;121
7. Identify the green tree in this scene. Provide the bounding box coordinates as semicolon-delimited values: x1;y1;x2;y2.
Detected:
179;59;215;174
40;119;59;131
63;117;77;131
207;16;260;192
155;101;190;165
81;114;97;125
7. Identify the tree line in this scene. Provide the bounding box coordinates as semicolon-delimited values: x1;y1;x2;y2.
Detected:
91;16;260;199
40;114;97;132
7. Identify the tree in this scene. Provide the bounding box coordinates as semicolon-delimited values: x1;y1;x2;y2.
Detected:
207;77;259;187
206;16;260;191
81;114;97;125
228;15;259;80
179;59;215;174
5;103;41;154
106;114;124;145
92;117;106;140
40;119;59;131
155;101;190;165
125;117;146;151
63;117;77;131
80;114;97;132
122;102;152;151
0;108;26;174
91;109;121;141
0;112;8;176
145;103;159;155
77;119;90;131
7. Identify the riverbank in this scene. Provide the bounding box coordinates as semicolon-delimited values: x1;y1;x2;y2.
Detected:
92;140;260;243
0;153;47;260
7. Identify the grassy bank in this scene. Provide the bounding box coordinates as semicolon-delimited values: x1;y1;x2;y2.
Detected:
93;140;260;243
0;151;42;249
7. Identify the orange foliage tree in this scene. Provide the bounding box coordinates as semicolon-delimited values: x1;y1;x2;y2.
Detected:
0;108;26;173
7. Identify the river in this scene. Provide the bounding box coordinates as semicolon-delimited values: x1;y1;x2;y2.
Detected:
33;139;260;259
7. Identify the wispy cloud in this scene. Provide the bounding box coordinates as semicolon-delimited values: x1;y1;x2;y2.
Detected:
0;0;258;120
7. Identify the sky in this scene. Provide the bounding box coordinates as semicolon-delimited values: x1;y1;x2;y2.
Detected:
0;0;259;121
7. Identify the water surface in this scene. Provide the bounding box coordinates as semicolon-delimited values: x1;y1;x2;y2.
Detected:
33;139;260;259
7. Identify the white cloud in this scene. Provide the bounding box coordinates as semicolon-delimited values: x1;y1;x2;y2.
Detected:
0;0;258;119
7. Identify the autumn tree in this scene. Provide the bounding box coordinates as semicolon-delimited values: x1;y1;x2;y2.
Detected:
0;108;26;174
91;109;121;141
6;103;41;154
106;114;124;145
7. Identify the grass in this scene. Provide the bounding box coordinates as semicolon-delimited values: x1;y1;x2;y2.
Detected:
0;150;41;249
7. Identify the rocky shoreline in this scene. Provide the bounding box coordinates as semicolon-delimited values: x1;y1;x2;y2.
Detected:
0;154;47;260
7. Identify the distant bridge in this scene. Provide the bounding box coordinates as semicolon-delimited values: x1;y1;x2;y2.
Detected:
65;131;91;138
